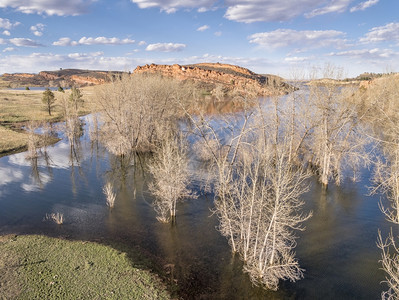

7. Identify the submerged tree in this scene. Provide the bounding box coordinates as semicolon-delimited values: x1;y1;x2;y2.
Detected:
187;90;311;290
25;121;41;159
148;133;195;223
103;181;116;209
377;230;399;300
358;74;399;299
95;74;191;155
305;65;367;187
366;75;399;224
42;88;56;116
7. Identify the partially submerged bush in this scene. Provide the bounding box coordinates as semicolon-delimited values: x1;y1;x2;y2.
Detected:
44;212;64;225
103;181;116;208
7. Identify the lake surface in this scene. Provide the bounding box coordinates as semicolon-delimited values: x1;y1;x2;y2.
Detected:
0;114;392;299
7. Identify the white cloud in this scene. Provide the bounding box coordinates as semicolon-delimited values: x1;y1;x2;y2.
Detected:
0;17;20;29
0;52;140;74
197;25;210;32
52;37;78;46
30;23;45;36
285;56;313;63
359;23;399;45
131;0;216;13
0;0;94;16
130;0;362;23
10;38;43;47
146;43;186;52
78;37;135;45
0;18;12;29
68;51;104;59
350;0;379;12
2;47;15;52
53;36;135;46
214;31;222;37
329;48;399;60
305;0;352;18
2;30;10;36
138;40;147;46
0;38;5;44
249;29;347;50
224;0;321;23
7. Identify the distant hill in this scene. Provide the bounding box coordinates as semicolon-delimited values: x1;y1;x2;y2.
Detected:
1;69;123;88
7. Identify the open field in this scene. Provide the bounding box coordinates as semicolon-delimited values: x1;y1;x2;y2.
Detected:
0;235;170;299
0;86;97;155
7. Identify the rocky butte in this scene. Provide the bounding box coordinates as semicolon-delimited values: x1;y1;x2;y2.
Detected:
133;63;291;96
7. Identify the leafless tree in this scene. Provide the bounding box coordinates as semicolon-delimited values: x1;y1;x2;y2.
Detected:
25;121;41;159
305;65;368;187
148;133;195;223
365;75;399;224
357;74;399;299
94;73;192;156
377;230;399;300
185;89;311;290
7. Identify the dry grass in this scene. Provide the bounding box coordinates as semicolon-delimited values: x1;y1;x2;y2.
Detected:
0;126;28;154
0;86;98;155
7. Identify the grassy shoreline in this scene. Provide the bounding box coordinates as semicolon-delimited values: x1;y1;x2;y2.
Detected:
0;87;97;157
0;234;171;299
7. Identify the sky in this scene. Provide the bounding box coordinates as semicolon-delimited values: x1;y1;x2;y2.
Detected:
0;0;398;78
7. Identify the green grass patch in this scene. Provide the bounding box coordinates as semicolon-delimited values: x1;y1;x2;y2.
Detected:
0;235;170;299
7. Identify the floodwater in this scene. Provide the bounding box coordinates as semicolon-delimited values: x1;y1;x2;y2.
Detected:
0;114;392;299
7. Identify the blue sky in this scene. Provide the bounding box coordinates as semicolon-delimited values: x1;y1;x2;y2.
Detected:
0;0;398;78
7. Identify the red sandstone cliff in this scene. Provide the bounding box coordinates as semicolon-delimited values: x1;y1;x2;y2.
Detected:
1;64;289;95
133;63;289;95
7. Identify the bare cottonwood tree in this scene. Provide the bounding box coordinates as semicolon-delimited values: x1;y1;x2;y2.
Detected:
239;100;311;290
186;89;311;290
25;121;41;159
377;230;399;300
358;74;399;299
95;73;192;156
148;133;195;223
365;75;399;224
306;65;367;187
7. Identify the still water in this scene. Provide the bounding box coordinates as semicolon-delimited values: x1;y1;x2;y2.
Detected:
0;114;391;299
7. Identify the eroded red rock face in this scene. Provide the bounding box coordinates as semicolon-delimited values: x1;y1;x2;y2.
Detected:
134;63;288;96
1;64;289;95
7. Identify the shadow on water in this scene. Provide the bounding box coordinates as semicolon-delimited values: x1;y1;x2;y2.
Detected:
0;114;392;299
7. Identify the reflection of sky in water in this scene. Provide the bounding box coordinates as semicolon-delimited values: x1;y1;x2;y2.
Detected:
0;115;93;196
